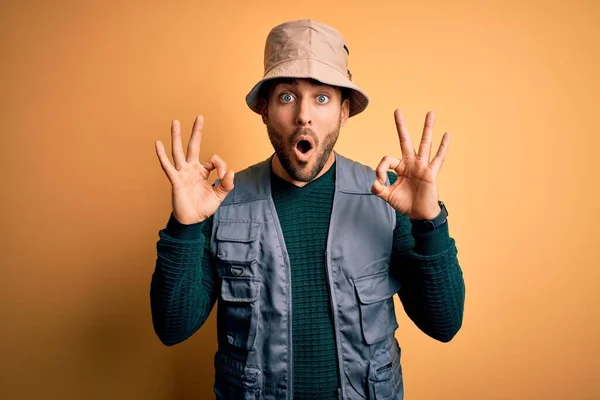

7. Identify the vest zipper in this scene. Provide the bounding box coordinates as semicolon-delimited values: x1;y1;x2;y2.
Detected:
268;194;294;400
326;159;345;399
288;258;294;400
324;247;345;399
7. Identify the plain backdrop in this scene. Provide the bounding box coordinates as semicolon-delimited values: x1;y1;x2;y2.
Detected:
1;0;599;399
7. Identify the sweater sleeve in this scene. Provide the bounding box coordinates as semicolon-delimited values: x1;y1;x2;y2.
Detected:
387;172;465;343
150;212;218;346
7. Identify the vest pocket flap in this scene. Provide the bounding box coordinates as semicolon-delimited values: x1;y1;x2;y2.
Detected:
216;221;261;243
214;352;263;397
221;276;261;302
214;351;262;385
354;270;400;305
368;347;403;399
369;350;395;382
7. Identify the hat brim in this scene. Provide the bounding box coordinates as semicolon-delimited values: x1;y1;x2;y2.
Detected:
245;58;369;118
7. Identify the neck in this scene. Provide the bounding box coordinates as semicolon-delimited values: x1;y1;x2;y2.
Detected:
271;152;336;187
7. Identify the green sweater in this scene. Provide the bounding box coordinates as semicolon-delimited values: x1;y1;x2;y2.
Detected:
151;162;465;399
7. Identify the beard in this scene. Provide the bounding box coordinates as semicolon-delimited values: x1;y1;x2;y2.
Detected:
266;114;342;183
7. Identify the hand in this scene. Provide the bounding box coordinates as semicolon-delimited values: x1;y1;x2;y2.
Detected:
155;115;234;224
371;110;450;220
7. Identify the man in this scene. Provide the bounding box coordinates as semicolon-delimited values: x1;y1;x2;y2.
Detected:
151;19;465;400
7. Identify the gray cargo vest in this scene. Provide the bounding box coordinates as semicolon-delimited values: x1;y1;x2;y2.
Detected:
210;152;404;400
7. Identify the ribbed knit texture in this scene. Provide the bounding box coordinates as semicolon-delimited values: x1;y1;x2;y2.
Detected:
151;218;216;346
387;173;465;343
270;163;339;399
150;161;465;398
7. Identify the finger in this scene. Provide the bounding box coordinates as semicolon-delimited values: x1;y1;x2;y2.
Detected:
430;132;451;173
394;109;416;158
371;178;391;202
155;140;176;181
375;155;401;184
186;115;204;163
201;154;228;180
213;169;235;200
417;111;435;161
171;120;186;170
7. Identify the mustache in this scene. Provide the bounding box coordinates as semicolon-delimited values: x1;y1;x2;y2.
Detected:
289;127;318;146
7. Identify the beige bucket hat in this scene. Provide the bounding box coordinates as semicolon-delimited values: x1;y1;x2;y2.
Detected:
245;19;369;118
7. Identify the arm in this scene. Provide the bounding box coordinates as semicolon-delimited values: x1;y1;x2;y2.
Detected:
387;172;465;343
150;212;218;346
151;115;234;346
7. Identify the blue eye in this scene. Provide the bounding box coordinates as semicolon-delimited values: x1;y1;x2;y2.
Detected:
280;93;294;103
317;95;329;104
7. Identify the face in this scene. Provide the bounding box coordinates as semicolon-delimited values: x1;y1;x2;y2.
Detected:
260;78;350;184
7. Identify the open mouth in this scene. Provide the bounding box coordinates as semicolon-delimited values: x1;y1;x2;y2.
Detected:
292;136;315;162
296;139;312;154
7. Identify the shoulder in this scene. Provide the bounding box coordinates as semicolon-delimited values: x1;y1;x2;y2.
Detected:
216;157;273;205
336;152;378;179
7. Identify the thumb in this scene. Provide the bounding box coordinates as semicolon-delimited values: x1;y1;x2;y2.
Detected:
214;169;235;200
371;178;390;201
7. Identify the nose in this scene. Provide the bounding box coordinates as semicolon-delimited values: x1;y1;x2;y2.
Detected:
295;97;312;126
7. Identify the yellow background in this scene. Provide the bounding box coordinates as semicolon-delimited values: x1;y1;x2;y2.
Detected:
1;0;598;399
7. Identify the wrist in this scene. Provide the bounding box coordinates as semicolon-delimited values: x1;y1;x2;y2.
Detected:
410;201;448;232
173;211;206;225
409;202;442;221
165;212;206;240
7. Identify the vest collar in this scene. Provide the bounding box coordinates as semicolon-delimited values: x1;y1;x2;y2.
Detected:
223;152;374;205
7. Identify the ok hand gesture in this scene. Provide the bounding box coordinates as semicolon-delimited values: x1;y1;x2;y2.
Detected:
155;116;234;225
372;110;451;220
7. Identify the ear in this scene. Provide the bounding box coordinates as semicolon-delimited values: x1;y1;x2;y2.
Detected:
259;99;268;125
340;98;350;127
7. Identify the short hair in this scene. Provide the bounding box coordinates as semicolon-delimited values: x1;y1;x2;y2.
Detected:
257;77;351;107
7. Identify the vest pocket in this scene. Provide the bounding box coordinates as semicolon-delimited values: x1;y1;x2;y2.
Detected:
220;276;261;350
216;220;262;265
214;351;263;400
353;269;401;345
367;346;403;400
